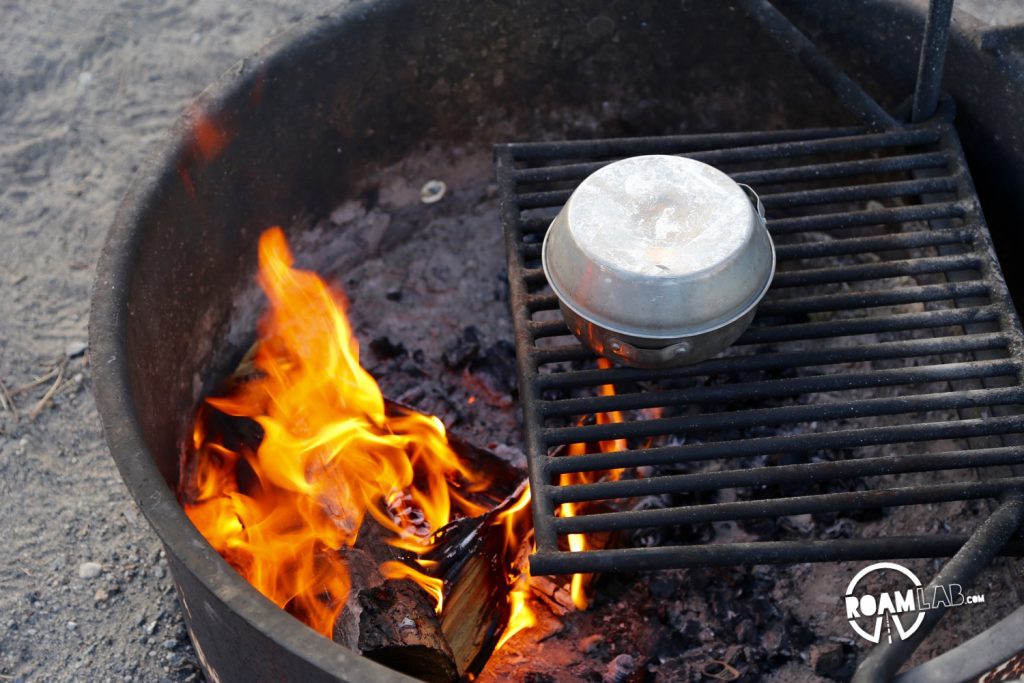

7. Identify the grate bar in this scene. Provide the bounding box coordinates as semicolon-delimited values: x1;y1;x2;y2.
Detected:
517;200;967;236
552;477;1024;534
526;280;988;320
766;201;965;234
526;303;997;341
760;176;956;209
772;229;972;260
538;358;1015;419
504;125;867;161
731;152;950;186
739;305;998;344
519;227;972;263
530;536;1024;575
756;281;990;317
544;415;1024;474
534;332;1009;387
542;385;1024;447
515;150;950;189
770;254;979;288
510;128;937;182
516;175;958;211
549;446;1024;505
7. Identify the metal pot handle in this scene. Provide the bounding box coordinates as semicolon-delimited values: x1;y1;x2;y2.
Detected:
737;183;766;226
606;336;692;365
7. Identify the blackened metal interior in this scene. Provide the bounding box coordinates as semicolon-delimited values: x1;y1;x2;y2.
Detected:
89;1;1024;681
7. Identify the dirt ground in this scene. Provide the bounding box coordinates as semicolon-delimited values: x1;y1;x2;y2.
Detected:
1;2;1021;683
0;3;330;681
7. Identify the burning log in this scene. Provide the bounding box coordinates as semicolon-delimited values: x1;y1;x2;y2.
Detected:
327;482;530;682
352;579;459;683
427;487;526;678
330;519;459;682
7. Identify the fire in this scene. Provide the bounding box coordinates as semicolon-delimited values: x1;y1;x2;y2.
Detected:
181;227;524;640
560;357;628;610
180;226;635;665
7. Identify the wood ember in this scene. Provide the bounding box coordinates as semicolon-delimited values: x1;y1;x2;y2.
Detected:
527;576;573;616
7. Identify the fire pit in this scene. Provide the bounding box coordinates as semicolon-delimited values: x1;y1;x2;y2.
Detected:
89;1;1024;682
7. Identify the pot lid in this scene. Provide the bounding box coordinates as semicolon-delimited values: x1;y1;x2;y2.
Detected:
542;155;775;339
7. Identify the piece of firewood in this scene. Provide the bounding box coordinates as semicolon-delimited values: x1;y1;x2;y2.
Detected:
427;481;530;679
353;579;459;683
332;520;460;682
334;481;528;682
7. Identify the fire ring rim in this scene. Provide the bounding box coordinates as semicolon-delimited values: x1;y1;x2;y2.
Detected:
87;3;419;681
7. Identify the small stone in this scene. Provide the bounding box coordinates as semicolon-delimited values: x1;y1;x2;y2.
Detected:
603;654;635;683
65;341;88;358
420;179;447;204
810;642;846;677
66;621;77;630
78;562;103;579
161;639;178;650
146;619;159;635
94;588;110;602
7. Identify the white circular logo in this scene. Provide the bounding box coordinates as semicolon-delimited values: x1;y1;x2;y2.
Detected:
845;562;925;644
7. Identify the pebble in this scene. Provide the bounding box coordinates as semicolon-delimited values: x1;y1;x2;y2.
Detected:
161;639;177;651
66;621;77;630
420;179;447;204
65;341;88;358
603;654;636;683
78;561;103;579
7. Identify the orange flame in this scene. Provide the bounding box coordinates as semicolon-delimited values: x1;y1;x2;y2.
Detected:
183;227;487;634
179;223;642;662
560;357;629;610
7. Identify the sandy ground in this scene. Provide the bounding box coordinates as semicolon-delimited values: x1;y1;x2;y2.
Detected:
0;2;329;681
2;2;1022;683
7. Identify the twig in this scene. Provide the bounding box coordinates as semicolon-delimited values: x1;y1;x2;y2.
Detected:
10;364;61;397
0;377;16;419
29;357;67;421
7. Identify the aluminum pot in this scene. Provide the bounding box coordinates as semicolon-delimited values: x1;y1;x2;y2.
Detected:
542;155;775;368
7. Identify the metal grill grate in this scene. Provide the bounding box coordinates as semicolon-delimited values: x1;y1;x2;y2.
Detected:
495;118;1024;575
